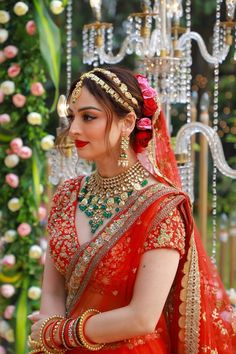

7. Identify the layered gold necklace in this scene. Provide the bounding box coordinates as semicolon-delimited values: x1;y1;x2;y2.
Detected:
78;161;149;233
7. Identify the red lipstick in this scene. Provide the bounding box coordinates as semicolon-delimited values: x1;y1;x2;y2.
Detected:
75;140;89;148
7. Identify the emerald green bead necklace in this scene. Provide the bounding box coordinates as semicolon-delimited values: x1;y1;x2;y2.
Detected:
78;161;149;233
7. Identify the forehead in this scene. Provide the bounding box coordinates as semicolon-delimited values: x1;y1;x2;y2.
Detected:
68;85;103;111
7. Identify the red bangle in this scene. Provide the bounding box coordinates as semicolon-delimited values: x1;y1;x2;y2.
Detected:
51;320;65;350
43;320;55;350
62;319;74;350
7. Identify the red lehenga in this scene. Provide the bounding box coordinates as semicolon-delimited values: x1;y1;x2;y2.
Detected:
47;112;236;353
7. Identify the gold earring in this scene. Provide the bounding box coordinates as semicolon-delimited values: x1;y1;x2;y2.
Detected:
118;135;129;168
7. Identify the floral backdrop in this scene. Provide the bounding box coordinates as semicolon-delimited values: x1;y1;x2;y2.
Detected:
0;1;63;353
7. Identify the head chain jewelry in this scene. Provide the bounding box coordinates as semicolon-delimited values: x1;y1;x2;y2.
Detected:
71;68;138;112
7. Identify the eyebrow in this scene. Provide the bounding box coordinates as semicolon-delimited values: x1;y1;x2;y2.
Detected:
77;106;102;113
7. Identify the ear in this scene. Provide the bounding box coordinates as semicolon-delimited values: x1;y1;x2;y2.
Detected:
121;112;136;136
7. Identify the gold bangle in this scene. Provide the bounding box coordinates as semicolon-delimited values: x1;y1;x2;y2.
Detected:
61;319;74;350
78;309;105;351
39;315;65;354
28;335;41;349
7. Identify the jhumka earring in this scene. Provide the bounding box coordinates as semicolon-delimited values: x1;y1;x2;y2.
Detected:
118;135;129;168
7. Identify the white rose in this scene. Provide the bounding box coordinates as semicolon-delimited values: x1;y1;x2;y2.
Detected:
27;112;42;125
0;81;15;95
7;198;21;212
41;135;55;151
4;328;14;343
13;2;29;16
29;245;43;259
50;1;64;15
0;11;10;24
28;286;41;300
1;284;15;298
4;154;19;168
4;230;17;243
0;320;10;337
0;29;8;43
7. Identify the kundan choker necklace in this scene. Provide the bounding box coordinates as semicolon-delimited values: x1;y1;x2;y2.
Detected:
78;161;149;233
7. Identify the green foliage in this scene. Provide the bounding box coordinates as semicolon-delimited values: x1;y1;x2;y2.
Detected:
33;0;61;110
0;1;60;352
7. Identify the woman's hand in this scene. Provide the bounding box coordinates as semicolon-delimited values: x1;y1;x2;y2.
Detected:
28;312;48;342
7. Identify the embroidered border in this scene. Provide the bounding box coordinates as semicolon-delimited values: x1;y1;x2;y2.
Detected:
66;184;186;315
179;234;201;354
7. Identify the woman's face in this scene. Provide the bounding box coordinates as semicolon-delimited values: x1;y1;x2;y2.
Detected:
68;86;122;162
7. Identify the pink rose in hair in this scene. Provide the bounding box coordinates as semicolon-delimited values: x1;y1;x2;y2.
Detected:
136;74;149;90
26;20;37;35
12;93;26;107
142;86;156;100
4;305;15;320
136;117;152;130
8;63;21;78
10;138;23;154
18;146;32;159
3;45;18;59
0;89;4;103
30;82;45;96
5;173;19;188
0;51;6;63
17;223;31;237
0;114;10;124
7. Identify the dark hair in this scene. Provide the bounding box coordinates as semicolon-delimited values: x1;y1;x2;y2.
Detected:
56;66;144;150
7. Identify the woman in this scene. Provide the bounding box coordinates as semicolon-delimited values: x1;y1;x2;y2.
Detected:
29;67;236;353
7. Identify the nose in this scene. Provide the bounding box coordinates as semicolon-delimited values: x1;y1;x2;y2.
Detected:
68;118;81;138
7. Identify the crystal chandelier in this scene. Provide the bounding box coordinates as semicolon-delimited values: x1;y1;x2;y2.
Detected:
83;0;236;104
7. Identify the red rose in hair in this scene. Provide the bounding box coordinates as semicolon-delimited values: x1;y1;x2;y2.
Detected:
133;130;152;153
143;97;158;116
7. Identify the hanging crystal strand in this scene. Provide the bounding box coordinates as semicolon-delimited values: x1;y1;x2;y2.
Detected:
184;0;193;200
66;0;73;94
234;28;236;61
82;27;89;64
211;0;221;265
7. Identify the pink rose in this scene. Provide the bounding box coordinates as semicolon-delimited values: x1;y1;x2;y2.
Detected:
5;173;19;188
0;345;6;354
0;89;4;103
1;254;16;267
0;50;6;63
26;20;36;35
8;63;21;78
12;93;26;107
1;284;15;298
30;82;45;96
17;223;31;237
136;74;149;90
10;137;23;154
0;114;10;124
38;206;47;221
18;146;32;159
4;305;15;320
142;87;156;99
3;45;18;59
136;117;152;130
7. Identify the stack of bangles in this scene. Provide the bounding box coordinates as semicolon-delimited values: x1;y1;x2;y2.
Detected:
28;309;105;353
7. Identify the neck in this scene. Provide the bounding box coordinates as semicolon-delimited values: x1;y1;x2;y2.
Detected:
95;148;138;177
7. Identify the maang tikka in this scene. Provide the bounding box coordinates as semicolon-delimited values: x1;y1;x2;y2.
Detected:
118;135;130;168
